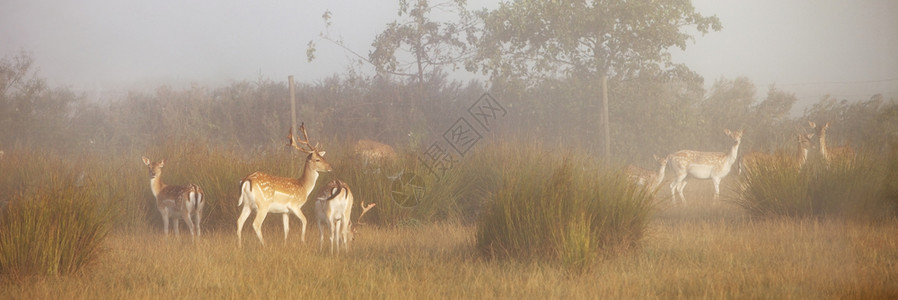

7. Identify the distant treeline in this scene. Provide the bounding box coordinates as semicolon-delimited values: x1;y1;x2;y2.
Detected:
1;52;896;164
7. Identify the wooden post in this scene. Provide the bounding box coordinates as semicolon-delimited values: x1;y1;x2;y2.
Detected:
289;75;297;133
601;74;611;159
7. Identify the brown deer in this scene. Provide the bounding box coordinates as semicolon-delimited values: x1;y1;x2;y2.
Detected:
741;133;814;173
809;121;856;163
142;157;205;239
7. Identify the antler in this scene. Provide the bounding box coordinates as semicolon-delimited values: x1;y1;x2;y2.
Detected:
356;201;376;226
287;122;320;154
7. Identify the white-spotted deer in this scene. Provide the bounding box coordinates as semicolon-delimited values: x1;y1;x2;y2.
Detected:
142;157;205;238
236;123;333;247
626;154;669;192
809;121;856;163
668;129;743;204
315;179;353;253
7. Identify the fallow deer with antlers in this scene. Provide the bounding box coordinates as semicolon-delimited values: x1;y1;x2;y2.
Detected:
236;123;333;247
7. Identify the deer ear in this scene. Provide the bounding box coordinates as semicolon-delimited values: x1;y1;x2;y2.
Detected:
808;121;816;128
142;156;150;165
318;151;326;156
159;159;165;168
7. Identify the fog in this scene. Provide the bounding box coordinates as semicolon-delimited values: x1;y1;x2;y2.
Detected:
1;0;896;108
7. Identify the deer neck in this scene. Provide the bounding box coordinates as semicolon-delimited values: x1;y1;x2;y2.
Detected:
818;134;828;158
798;147;808;166
727;140;741;163
654;162;667;186
297;161;320;199
149;175;166;198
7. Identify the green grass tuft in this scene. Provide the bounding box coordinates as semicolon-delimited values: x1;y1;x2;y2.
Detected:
0;184;113;280
475;147;655;272
735;152;894;219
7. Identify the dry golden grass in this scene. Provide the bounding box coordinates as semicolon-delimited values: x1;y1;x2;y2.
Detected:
2;181;897;299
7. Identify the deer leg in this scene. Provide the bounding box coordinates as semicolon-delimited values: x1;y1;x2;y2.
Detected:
317;217;325;250
173;217;180;236
182;209;196;238
236;204;252;247
712;177;722;203
288;204;308;243
330;218;337;254
162;211;170;235
252;207;269;246
282;214;290;243
195;193;204;237
678;180;688;204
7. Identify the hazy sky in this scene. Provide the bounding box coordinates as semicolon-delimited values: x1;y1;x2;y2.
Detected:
2;0;896;110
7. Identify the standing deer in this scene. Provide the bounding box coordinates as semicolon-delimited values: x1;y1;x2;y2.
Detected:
315;179;353;253
626;154;669;192
236;123;333;247
315;180;377;253
142;157;205;238
740;133;814;173
809;121;856;163
668;129;743;204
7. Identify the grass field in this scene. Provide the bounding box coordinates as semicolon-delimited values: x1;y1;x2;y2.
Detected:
2;182;896;299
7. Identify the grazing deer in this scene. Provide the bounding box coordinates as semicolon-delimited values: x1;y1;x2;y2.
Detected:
353;200;376;236
315;179;353;253
626;154;669;192
354;139;399;175
142;157;205;238
809;121;856;163
354;139;397;165
668;129;743;204
237;123;333;247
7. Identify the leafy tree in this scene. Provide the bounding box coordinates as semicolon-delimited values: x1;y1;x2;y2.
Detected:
308;1;475;89
369;0;476;86
749;86;798;151
473;0;721;157
0;52;81;150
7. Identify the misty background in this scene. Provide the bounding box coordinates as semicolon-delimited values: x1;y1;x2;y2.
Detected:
1;0;897;163
3;0;895;106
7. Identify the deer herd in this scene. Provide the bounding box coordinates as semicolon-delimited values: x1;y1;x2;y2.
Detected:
142;121;852;248
143;123;386;252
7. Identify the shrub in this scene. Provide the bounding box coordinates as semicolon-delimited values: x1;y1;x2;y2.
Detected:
475;148;655;272
0;184;113;280
735;152;893;219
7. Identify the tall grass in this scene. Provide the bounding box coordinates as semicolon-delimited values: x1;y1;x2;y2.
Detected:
475;147;655;272
735;152;893;219
885;148;898;214
326;140;503;227
0;150;114;280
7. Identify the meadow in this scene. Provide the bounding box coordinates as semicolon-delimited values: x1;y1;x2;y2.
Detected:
2;193;896;299
1;141;896;299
